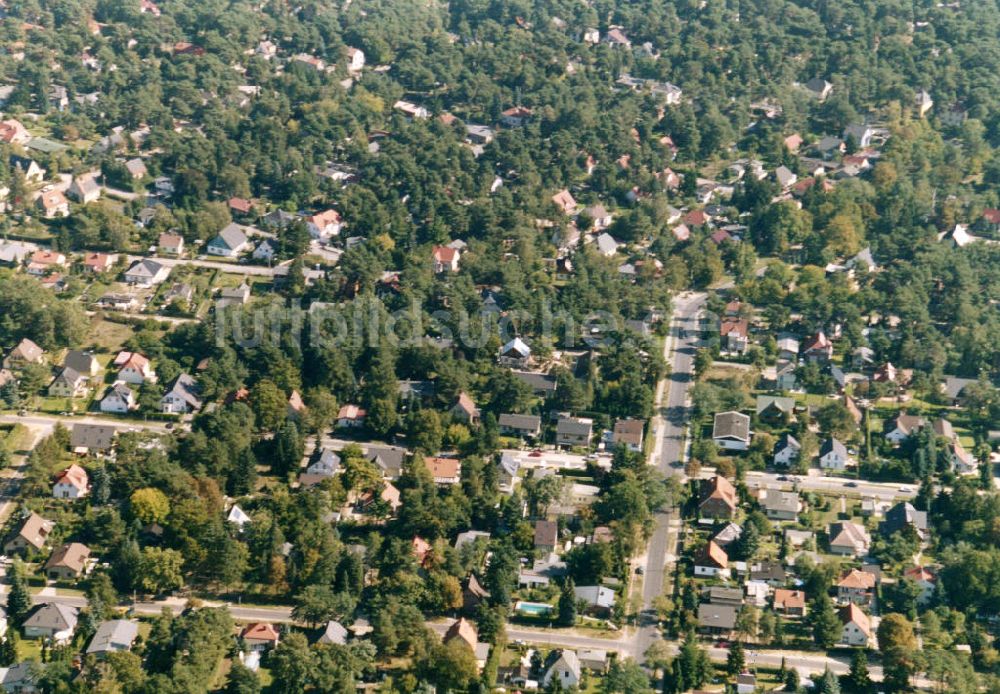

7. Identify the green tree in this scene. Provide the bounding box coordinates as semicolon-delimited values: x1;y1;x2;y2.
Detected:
137;547;185;594
7;561;31;627
602;659;652;693
558;578;577;627
878;613;917;691
423;639;479;692
726;641;745;677
130;487;170;525
225;661;261;694
809;592;842;650
672;631;711;692
846;649;872;693
268;631;313;694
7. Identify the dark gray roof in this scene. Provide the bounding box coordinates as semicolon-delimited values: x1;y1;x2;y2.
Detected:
697;603;737;629
820;437;847;459
498;414;541;429
879;502;928;536
70;424;116;451
64;350;98;374
366;445;408;478
512;370;558;394
713;411;750;441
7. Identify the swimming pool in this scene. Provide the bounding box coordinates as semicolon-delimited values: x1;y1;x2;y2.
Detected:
515;601;554;616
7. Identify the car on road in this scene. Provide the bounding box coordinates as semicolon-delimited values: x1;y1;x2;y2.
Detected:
776;475;788;481
899;485;914;492
844;481;858;488
635;566;644;575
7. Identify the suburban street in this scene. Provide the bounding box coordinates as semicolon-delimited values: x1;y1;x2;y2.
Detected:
0;413;178;435
125;254;325;280
635;292;706;660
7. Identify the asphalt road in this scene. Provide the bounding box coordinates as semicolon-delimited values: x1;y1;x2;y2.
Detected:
0;413;179;435
634;292;706;660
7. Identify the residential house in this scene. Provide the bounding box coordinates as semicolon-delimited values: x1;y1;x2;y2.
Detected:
697;603;737;636
68;173;101;203
3;339;44;369
227;197;253;216
719;317;750;354
345;46;365;72
393;100;429;119
115;352;155;385
803;331;834;362
512;370;559;398
819;437;851;470
596;233;619;257
578;649;609;673
603;27;631;47
737;673;758;694
756;395;795;423
839;603;872;646
772;433;801;467
828;522;870;557
217;284;251;309
573;585;616;616
444;618;491;669
300;449;341;487
0;242;32;267
451;392;480;424
87;620;139;656
533;520;559;553
157;233;184;255
805;78;834;100
336;404;367;428
712;411;751;451
941;376;978;407
100;382;136;413
694;540;729;578
432;245;461;273
70;424;116;455
48;367;88;398
241;623;280;652
498;414;542;439
23;603;78;643
0;120;30;145
318;621;349;646
82;252;114;274
699;476;738;519
879;502;928;540
227;505;251;530
44;542;90;580
844;124;875;148
775;165;797;189
207;224;249;257
551;189;577;215
750;560;786;586
556;416;593;447
612;419;644;452
426;457;462;485
903;566;937;605
37;189;70;218
711;522;742;549
124;259;170;286
883;413;925;444
498;337;531;367
582;204;613;230
542;650;582;689
26;250;67;276
253;239;278;261
500;106;533;127
947;439;978;475
758;489;801;521
837;569;876;605
705;586;744;607
915;89;934;117
4;513;53;554
498;452;521;492
773;589;807;616
465;124;495;145
53;464;88;499
124;158;147;180
305;209;343;239
160;373;201;414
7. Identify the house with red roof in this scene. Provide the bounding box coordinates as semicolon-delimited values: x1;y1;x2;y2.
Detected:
432;245;461;273
240;623;280;651
53;465;89;500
